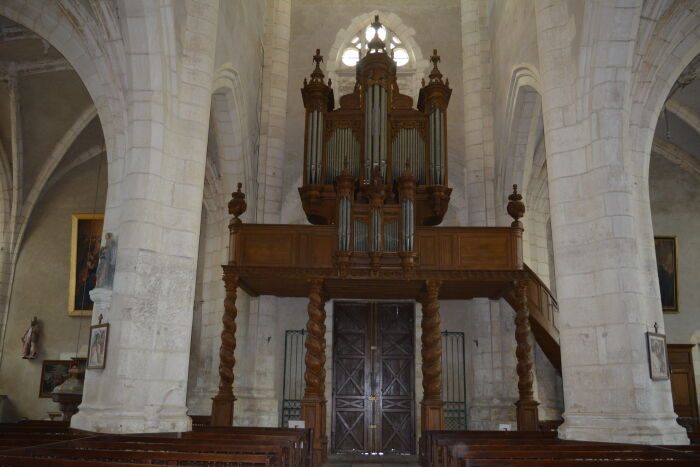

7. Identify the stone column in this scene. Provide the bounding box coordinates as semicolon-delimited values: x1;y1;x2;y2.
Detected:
301;279;328;465
71;0;219;434
534;0;687;445
419;279;444;431
211;274;239;426
514;280;539;430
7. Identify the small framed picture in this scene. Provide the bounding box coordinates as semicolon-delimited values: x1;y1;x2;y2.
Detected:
646;332;669;380
87;323;109;370
39;360;71;397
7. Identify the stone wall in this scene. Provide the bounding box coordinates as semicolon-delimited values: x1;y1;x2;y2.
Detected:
649;153;700;405
0;155;106;420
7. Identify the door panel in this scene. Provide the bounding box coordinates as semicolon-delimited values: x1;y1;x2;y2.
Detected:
332;302;370;453
332;301;415;454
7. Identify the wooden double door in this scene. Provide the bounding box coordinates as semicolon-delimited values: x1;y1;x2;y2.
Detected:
332;301;415;455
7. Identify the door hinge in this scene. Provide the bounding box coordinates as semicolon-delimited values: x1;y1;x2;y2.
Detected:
368;395;378;401
370;345;378;350
369;424;377;429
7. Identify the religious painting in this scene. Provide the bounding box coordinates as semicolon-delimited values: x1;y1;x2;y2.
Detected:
654;236;678;313
647;332;669;381
72;357;87;381
39;360;71;397
68;214;104;316
87;323;109;370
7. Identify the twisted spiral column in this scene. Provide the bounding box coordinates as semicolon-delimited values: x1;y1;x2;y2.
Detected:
301;278;328;464
514;279;539;430
419;279;444;431
303;279;327;399
421;280;442;399
211;273;239;426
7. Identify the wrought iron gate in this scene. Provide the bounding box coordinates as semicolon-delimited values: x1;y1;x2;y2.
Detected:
441;331;467;430
281;329;306;427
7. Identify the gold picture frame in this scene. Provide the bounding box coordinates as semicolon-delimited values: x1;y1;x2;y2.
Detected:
39;360;71;397
653;236;678;313
68;214;104;316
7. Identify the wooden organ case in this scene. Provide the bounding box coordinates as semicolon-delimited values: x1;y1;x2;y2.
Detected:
213;17;561;466
299;18;452;247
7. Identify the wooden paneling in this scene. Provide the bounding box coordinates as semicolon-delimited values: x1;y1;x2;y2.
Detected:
668;344;699;430
232;224;520;272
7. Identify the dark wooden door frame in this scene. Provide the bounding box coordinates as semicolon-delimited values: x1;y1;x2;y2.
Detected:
331;301;415;455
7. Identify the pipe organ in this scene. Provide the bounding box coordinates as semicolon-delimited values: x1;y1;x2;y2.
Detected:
300;16;453;272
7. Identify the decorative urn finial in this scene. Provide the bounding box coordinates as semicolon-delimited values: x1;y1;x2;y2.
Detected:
507;184;525;227
228;183;247;224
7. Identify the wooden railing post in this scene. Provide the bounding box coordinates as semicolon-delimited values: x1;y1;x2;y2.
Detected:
301;278;328;465
514;279;539;430
211;273;239;426
420;279;444;432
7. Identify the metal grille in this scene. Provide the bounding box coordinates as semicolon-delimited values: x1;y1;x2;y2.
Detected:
441;331;467;430
281;329;306;427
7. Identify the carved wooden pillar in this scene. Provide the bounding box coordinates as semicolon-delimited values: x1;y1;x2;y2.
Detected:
514;279;539;430
301;278;328;465
419;279;444;432
211;273;239;426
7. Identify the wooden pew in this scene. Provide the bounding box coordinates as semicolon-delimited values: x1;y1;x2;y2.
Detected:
446;445;700;467
191;426;313;466
421;430;557;466
422;430;700;467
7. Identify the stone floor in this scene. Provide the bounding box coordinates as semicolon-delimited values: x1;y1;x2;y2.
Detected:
324;454;420;466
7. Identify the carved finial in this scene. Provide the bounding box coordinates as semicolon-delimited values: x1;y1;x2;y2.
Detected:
98;314;103;324
653;322;659;334
368;15;386;51
328;78;332;86
310;49;324;82
421;77;426;87
403;160;412;176
228;182;247;225
507;184;525;228
429;49;443;82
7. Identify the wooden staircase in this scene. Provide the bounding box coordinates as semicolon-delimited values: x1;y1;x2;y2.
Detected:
505;264;560;372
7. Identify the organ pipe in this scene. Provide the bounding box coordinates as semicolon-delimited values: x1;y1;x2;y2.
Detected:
338;197;351;250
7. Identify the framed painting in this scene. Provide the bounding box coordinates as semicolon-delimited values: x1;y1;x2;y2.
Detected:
39;360;71;397
72;357;87;380
653;236;678;313
68;214;104;316
87;323;109;370
646;332;669;380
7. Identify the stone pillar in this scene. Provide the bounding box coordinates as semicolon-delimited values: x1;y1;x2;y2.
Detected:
71;0;219;434
211;274;239;426
534;0;688;445
301;279;328;465
514;280;539;430
419;279;444;432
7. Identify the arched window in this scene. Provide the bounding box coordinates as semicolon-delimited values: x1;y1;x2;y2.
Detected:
331;19;422;103
339;24;412;68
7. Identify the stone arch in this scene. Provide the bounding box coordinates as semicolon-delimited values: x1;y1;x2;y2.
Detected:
629;2;700;183
211;63;257;219
498;64;543;218
0;1;126;167
187;63;257;415
325;10;429;101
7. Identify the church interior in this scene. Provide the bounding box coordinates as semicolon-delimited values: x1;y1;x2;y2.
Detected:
0;0;698;465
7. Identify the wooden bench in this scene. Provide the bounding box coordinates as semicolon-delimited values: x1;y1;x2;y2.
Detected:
191;426;313;466
421;430;557;466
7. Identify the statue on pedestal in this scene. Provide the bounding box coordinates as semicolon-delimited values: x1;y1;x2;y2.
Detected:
21;316;39;359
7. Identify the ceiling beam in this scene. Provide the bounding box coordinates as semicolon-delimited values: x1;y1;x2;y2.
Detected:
665;98;700;136
651;136;700;182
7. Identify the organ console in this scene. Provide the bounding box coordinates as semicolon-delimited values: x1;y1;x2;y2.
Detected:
299;17;454;275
